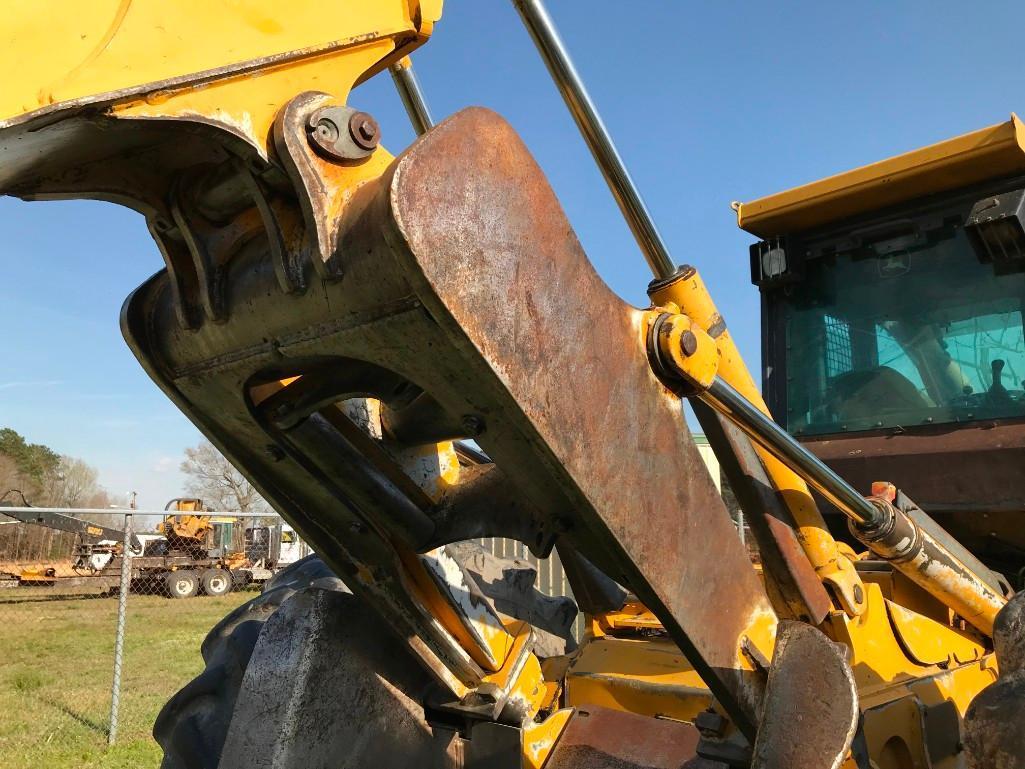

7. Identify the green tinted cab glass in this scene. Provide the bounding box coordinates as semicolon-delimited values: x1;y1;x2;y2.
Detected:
784;226;1025;435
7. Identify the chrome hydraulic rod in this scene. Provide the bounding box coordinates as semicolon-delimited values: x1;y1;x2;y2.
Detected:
703;378;882;526
512;0;870;616
513;0;1004;634
510;0;676;280
699;376;1006;635
390;60;435;135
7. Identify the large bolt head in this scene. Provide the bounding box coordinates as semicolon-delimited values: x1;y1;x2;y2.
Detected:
679;330;699;357
315;120;339;142
306;106;379;161
349;112;381;150
307;111;342;157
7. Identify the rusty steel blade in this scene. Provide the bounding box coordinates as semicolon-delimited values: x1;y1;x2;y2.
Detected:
123;106;776;735
750;621;858;769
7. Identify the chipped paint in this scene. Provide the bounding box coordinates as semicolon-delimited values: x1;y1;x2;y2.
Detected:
422;547;512;670
524;708;574;769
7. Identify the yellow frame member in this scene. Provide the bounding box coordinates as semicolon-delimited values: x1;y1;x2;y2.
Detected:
737;114;1025;237
0;1;442;160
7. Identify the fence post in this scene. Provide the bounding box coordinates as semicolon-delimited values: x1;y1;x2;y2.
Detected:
108;512;133;745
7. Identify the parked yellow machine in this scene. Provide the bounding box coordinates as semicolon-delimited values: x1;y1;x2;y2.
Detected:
1;2;1022;767
158;498;214;551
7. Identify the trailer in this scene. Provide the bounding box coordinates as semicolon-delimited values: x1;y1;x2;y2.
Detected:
1;501;309;597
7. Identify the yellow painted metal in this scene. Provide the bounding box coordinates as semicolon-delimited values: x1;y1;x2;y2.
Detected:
251;375;523;691
565;636;713;723
523;708;574;769
396;545;514;675
158;514;214;543
0;0;442;157
649;268;866;616
593;601;665;634
570;581;993;766
737;114;1025;238
392;439;463;499
478;619;548;721
826;582;994;765
825;583;987;690
858;663;996;769
885;600;986;668
650;312;719;389
0;5;1001;760
857;562;951;626
17;566;58;583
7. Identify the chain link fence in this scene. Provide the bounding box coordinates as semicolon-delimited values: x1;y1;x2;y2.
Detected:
0;509;594;766
0;508;300;767
0;513;599;765
0;450;727;766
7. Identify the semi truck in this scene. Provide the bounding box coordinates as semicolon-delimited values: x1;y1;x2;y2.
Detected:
0;498;308;597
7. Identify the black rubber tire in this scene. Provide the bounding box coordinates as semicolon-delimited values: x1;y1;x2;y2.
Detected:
154;556;345;769
200;569;231;597
166;570;200;599
154;549;576;768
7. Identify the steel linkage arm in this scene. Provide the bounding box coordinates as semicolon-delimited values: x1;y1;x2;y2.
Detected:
0;506;142;553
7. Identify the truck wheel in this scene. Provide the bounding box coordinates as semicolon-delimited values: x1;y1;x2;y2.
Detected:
201;569;231;597
166;570;200;599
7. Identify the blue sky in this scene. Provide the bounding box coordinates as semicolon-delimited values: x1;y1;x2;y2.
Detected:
2;1;1023;507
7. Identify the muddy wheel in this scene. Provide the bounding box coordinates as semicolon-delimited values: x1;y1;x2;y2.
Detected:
200;569;231;597
166;570;199;599
154;556;351;769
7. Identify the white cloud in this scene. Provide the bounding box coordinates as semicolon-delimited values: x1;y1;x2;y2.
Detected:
0;380;62;390
152;456;177;474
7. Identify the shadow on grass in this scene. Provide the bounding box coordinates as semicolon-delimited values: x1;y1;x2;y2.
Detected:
0;593;113;605
41;694;110;736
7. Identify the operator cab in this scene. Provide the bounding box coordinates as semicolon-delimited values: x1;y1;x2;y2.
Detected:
738;115;1025;576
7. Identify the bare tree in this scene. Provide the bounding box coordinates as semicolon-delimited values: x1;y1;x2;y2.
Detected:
180;441;269;512
41;456;102;508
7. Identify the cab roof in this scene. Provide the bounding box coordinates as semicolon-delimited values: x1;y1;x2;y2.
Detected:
737;114;1025;239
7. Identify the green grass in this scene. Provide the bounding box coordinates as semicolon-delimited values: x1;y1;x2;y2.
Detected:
0;590;252;768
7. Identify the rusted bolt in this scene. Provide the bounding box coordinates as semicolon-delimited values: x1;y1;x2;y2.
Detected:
694;709;727;737
679;330;699;357
306;106;378;161
349;111;380;151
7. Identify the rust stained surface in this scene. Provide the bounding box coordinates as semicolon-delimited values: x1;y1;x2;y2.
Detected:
750;621;858;769
545;705;716;769
121;107;774;734
694;402;831;624
803;422;1025;560
389;108;774;734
